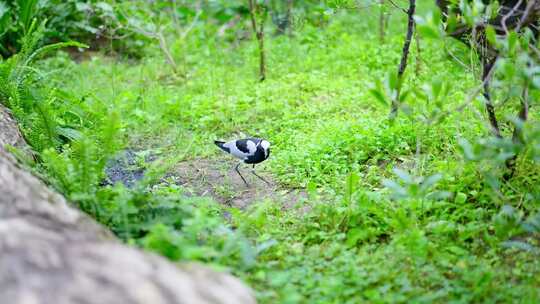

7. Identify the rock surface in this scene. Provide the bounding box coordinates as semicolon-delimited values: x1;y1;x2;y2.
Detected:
0;104;256;304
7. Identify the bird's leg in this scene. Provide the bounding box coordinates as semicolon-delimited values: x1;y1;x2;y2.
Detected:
235;163;249;187
251;164;270;185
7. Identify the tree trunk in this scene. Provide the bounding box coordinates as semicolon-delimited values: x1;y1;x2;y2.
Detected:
379;0;386;43
505;84;530;179
248;0;267;82
482;56;502;138
286;0;293;36
436;0;540;43
0;105;256;304
390;0;416;118
435;0;540;174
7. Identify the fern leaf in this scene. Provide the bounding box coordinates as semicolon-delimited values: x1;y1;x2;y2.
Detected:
23;41;89;67
56;126;83;141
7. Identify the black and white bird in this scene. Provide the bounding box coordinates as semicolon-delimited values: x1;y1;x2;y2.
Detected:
214;138;271;186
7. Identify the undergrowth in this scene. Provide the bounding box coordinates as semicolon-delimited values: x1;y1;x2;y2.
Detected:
1;3;539;303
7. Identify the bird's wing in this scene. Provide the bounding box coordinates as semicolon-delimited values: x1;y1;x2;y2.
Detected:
234;139;250;153
246;140;258;154
223;139;250;159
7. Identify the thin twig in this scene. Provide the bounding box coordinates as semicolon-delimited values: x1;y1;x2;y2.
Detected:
502;0;524;34
516;0;538;32
444;44;474;72
156;30;178;72
127;24;179;73
414;30;422;75
387;0;408;14
180;9;202;40
482;56;501;137
427;57;498;125
379;0;386;43
528;43;540;59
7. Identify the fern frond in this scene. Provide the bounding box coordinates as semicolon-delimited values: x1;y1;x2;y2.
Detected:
9;19;88;89
23;41;88;67
33;92;59;150
56;126;83;142
99;109;123;164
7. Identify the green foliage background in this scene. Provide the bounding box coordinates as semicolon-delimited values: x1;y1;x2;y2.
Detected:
1;0;539;303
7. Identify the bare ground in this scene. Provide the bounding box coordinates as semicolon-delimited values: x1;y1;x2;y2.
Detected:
103;149;307;210
168;158;307;209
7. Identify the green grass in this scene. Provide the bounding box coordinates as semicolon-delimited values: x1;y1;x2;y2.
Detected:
4;7;540;304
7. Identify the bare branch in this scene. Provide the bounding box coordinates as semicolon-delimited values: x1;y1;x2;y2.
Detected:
482;56;501;138
427;57;498;125
155;30;178;73
379;0;386;43
502;0;524;34
516;0;538;31
180;9;202;40
387;0;408;14
248;0;259;35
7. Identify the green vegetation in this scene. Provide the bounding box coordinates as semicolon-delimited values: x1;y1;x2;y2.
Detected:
1;0;539;303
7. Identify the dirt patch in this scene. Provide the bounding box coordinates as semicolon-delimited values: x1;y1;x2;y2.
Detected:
102;150;307;210
168;158;307;209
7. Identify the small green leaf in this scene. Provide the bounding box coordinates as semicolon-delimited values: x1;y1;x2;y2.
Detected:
400;89;410;102
387;71;399;91
421;173;442;190
96;2;114;13
417;24;440;39
458;138;476;160
56;126;83;141
507;31;518;54
485;25;497;46
382;179;408;198
454;192;467;204
431;78;442;100
393;168;413;184
0;1;9;19
307;180;317;197
369;87;388;106
256;239;278;254
346;227;367;247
